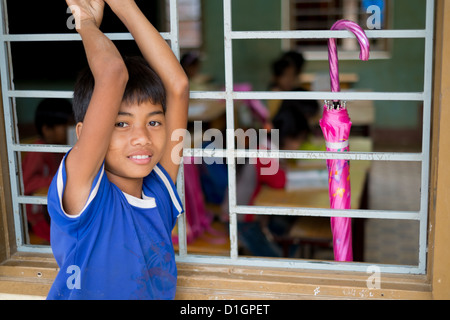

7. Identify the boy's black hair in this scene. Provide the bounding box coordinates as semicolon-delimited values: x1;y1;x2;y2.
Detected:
271;51;304;78
278;96;320;120
281;51;305;74
34;98;73;137
180;52;200;70
271;57;292;78
272;102;311;149
72;55;166;123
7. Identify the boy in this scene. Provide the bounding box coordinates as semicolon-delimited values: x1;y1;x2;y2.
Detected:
46;0;189;299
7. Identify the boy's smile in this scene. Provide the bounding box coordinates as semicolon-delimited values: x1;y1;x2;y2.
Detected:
104;100;167;196
127;150;153;165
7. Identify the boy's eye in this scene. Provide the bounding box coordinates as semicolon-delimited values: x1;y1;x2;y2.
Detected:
149;121;161;127
115;122;128;128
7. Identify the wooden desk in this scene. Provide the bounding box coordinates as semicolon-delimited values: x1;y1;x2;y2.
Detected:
346;99;375;127
188;100;226;127
254;159;370;210
300;73;359;91
173;221;230;256
187;100;227;146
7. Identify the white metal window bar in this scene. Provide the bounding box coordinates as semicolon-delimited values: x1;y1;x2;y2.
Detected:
0;0;434;275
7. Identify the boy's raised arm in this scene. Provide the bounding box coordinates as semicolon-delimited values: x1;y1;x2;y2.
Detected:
63;0;129;215
105;0;189;183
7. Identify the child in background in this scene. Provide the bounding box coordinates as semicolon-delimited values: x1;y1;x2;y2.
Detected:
224;105;311;257
268;51;320;121
22;98;73;243
250;102;312;206
264;103;311;245
46;0;189;299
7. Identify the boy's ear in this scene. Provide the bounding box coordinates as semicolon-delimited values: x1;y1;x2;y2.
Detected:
75;122;83;140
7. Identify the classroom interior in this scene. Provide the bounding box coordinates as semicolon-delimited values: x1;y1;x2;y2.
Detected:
12;0;425;268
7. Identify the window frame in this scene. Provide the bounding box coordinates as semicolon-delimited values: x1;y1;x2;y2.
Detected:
0;0;449;300
175;0;434;275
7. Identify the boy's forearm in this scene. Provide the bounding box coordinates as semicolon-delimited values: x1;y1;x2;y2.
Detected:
78;21;126;80
70;21;128;179
106;1;188;97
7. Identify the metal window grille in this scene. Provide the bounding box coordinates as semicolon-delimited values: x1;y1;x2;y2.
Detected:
0;0;434;275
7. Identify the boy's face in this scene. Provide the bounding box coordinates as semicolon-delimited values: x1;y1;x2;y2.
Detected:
42;124;68;145
282;136;304;151
276;65;297;91
104;100;167;186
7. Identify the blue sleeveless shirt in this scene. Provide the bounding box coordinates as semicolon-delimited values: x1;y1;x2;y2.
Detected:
46;154;183;300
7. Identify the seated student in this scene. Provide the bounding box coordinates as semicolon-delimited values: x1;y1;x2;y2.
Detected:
22;98;73;243
267;51;320;121
265;103;311;246
268;51;302;92
223;105;311;257
251;102;312;205
46;0;189;300
272;101;312;152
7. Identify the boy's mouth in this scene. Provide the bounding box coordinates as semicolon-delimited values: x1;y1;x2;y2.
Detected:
129;155;151;160
127;152;153;164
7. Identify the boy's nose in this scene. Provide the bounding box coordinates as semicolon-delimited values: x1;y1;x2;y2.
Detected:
130;126;151;146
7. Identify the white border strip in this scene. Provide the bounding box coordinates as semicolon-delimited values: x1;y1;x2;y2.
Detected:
0;29;426;42
154;165;183;214
174;255;422;275
183;148;424;162
0;32;169;42
7;90;425;101
230;29;428;40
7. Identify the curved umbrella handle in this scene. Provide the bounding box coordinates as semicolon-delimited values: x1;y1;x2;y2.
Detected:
328;20;370;94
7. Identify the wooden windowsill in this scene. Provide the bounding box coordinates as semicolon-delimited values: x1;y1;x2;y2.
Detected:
0;251;431;300
0;252;57;299
176;263;432;300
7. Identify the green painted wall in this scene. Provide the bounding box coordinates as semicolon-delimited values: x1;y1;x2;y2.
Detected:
201;0;282;90
200;0;427;130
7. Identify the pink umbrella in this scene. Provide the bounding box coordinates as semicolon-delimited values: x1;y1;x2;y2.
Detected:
319;20;370;262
